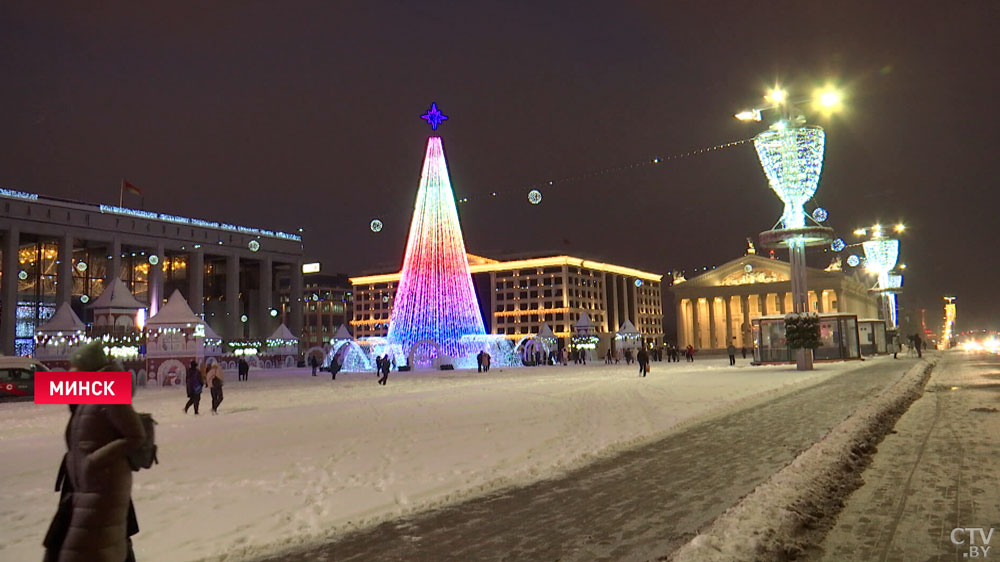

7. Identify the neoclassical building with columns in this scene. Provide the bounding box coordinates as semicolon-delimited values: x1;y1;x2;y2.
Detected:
671;253;879;351
0;188;304;356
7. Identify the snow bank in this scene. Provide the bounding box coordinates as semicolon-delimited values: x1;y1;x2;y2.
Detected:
0;359;859;562
668;356;938;562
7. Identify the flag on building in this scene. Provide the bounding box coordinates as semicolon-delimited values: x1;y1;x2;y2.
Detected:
122;179;142;195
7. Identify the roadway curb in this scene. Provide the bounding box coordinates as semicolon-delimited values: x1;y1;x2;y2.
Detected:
667;356;938;562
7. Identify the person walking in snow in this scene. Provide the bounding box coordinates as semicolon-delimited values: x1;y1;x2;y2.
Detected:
741;345;747;359
204;362;224;414
484;352;491;372
237;357;249;382
477;350;485;373
637;347;649;377
727;340;737;366
377;355;389;385
184;360;204;415
686;345;695;362
309;354;318;376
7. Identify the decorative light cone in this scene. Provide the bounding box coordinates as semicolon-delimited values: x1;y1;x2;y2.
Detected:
753;125;826;229
386;137;487;358
862;238;900;289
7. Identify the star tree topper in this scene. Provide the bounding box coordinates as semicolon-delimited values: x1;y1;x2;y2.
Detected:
420;102;449;130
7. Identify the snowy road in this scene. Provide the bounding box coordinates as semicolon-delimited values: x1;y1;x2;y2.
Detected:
260;357;920;562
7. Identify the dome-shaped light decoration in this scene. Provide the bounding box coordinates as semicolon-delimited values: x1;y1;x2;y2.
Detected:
528;189;543;205
753;126;826;229
812;207;828;222
370;219;383;232
846;255;861;268
831;238;845;252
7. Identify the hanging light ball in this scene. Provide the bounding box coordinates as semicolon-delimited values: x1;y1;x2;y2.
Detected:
148;255;159;265
812;207;829;222
831;238;846;252
269;309;278;317
248;240;261;252
744;264;754;273
370;219;383;232
528;189;543;205
634;278;643;287
80;295;90;304
17;270;27;280
846;255;861;267
76;261;88;272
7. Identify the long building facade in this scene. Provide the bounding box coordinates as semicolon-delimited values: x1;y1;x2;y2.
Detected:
670;253;880;351
0;188;304;356
351;254;664;347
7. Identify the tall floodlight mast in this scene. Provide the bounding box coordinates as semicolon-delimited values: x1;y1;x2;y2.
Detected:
737;86;841;370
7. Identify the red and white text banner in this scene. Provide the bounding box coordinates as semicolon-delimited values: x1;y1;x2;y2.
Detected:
35;372;132;404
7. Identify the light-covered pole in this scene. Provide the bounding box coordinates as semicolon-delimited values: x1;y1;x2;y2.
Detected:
736;86;842;370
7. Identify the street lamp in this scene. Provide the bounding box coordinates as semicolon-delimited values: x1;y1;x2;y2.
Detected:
737;83;843;370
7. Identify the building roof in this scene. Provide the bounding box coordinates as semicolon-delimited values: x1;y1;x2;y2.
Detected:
574;312;594;329
202;322;222;340
37;303;85;332
147;289;201;325
671;253;869;295
537;324;556;339
88;277;145;310
332;325;353;340
269;323;298;341
351;254;662;285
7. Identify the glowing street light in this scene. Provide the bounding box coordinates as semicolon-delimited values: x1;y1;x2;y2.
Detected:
735;109;762;121
894;223;906;233
853;228;868;236
765;87;788;104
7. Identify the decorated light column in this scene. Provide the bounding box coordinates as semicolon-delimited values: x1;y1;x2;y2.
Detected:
739;86;841;370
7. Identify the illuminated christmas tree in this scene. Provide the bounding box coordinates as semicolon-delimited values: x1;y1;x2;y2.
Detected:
386;131;487;360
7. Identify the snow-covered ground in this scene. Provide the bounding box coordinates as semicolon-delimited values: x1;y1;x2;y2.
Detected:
0;358;862;562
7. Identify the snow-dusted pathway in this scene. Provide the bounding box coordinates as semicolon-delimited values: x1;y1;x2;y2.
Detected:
811;351;1000;562
262;357;919;562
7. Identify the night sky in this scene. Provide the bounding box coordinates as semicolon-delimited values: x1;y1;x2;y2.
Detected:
1;2;996;330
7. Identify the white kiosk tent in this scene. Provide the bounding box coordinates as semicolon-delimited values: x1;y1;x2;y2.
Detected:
571;312;599;362
89;277;146;332
266;323;300;368
34;303;88;368
145;289;205;386
615;319;642;352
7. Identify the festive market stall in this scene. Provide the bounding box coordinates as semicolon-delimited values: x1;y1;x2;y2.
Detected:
570;312;599;363
144;289;205;386
265;323;300;368
614;319;643;355
33;303;88;369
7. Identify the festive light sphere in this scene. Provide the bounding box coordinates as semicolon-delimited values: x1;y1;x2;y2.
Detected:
80;295;90;304
148;255;159;265
831;238;845;252
248;240;260;252
240;314;248;323
846;255;861;267
269;309;278;317
76;261;88;272
634;278;643;287
744;264;754;273
18;270;27;280
528;189;542;205
812;207;829;222
753;125;826;229
370;219;383;232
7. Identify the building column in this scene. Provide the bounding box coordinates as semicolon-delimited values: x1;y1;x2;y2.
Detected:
724;296;733;346
290;260;304;338
226;254;240;340
601;272;610;332
708;296;717;349
109;237;122;282
188;250;204;316
761;293;770;315
57;233;73;306
831;289;841;313
741;294;751;348
1;227;20;355
256;257;273;338
610;273;619;330
676;299;686;348
691;299;701;348
149;241;164;317
776;292;786;315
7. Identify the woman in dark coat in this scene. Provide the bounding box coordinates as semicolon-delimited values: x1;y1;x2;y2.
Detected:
45;343;146;562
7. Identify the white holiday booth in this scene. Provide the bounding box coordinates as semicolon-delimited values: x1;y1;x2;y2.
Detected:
265;323;300;368
145;289;205;386
34;303;88;370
